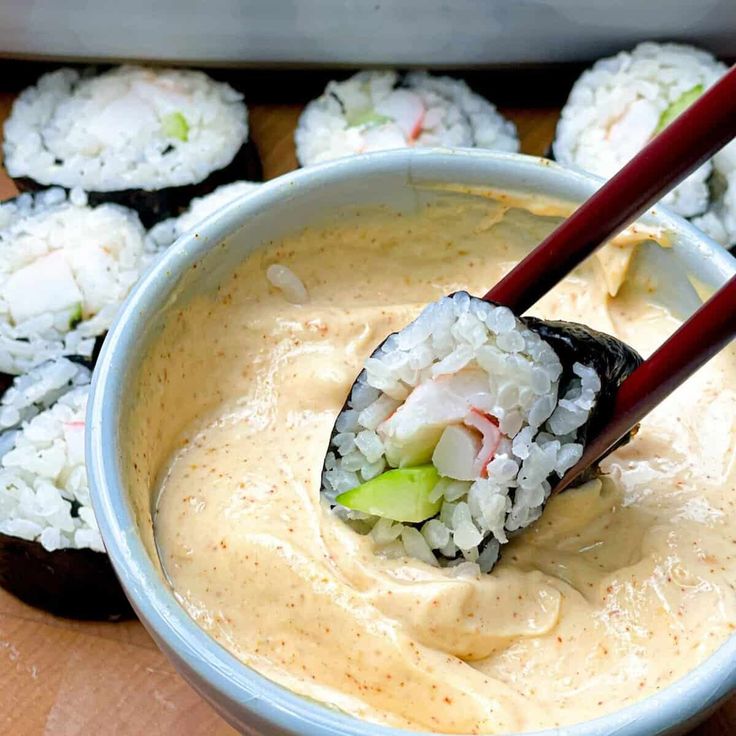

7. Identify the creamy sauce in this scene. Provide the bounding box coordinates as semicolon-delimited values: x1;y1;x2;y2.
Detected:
152;196;736;733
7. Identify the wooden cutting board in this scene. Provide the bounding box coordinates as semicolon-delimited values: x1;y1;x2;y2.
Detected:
0;85;733;736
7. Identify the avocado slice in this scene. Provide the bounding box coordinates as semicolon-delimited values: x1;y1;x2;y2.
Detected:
336;465;442;523
346;109;392;128
68;303;83;329
161;111;190;142
655;85;704;135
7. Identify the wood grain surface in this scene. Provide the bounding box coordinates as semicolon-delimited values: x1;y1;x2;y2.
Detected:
0;73;732;735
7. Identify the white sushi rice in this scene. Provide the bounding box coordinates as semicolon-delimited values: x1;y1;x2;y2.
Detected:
0;383;103;552
295;70;519;166
322;293;600;572
692;142;736;248
3;66;249;191
0;358;90;432
147;180;260;249
554;42;727;220
0;188;154;374
266;264;310;305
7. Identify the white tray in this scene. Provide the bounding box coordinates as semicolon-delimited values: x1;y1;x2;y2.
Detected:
1;0;734;66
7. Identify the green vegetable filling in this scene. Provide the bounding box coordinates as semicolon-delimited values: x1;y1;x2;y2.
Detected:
336;465;441;523
346;109;392;128
68;303;83;329
161;111;190;141
655;85;704;134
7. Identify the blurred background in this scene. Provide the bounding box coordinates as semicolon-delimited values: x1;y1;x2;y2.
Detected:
1;0;735;66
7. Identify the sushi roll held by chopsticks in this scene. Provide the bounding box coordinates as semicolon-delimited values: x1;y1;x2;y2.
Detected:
323;64;736;575
2;66;262;226
321;292;642;572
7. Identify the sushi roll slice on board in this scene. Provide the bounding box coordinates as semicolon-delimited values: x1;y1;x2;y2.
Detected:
0;188;154;375
554;42;736;247
692;145;736;250
295;70;519;166
3;66;262;227
0;372;132;620
321;292;641;572
0;357;90;435
147;180;260;249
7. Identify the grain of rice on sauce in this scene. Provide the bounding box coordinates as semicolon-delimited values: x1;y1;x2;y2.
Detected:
554;41;736;245
0;383;102;552
295;70;519;166
322;292;600;573
0;188;155;374
3;66;249;191
266;264;309;305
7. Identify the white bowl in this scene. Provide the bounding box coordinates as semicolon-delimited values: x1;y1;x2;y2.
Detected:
89;149;736;736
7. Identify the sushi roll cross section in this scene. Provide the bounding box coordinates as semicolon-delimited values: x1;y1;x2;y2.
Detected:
554;42;736;247
0;372;132;619
296;70;519;166
0;188;154;375
3;66;262;226
322;292;641;572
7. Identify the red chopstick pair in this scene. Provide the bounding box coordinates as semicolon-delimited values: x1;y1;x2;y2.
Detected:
484;65;736;493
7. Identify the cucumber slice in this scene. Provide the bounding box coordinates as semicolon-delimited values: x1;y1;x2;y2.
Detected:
336;465;442;523
346;109;392;128
68;303;83;329
161;112;190;142
655;85;704;134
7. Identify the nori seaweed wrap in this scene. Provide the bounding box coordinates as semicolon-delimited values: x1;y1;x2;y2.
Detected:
0;533;133;620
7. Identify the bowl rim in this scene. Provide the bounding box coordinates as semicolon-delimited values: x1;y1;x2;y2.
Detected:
88;147;736;736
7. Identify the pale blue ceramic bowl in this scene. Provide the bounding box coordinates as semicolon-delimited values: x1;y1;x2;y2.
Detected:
88;149;736;736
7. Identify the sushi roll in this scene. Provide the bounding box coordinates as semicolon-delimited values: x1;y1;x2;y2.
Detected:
3;66;262;227
0;357;90;434
691;144;736;250
0;188;153;374
321;292;641;572
0;377;132;619
295;70;519;166
146;180;260;249
554;42;736;246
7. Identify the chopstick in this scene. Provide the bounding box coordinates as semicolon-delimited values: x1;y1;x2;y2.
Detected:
481;65;736;493
484;65;736;313
553;274;736;493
